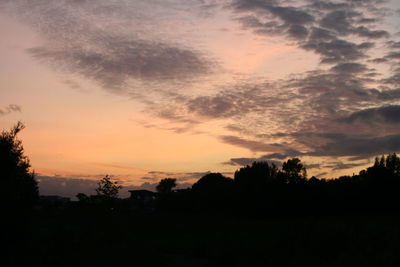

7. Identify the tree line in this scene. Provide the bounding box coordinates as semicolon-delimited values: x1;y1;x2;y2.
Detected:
2;122;400;216
153;155;400;216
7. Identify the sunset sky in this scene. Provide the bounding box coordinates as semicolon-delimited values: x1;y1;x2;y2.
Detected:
1;0;400;198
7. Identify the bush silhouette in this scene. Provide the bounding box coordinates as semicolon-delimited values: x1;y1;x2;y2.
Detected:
192;173;233;195
234;161;279;192
156;178;177;194
192;173;234;211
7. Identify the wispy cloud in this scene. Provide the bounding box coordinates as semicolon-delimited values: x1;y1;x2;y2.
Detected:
3;0;219;96
338;105;400;124
0;104;21;116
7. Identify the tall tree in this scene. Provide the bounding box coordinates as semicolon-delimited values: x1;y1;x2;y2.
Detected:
282;158;307;184
96;175;122;199
0;122;38;210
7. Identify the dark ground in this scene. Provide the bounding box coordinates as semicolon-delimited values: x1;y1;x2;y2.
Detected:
6;209;400;267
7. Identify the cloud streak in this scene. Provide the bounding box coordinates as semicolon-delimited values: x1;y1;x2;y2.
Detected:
0;104;21;116
28;38;213;89
339;105;400;124
3;0;218;95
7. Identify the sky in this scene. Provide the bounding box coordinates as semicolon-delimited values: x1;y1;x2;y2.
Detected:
1;0;400;198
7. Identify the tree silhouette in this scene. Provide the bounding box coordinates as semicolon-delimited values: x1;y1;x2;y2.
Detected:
282;158;307;184
192;173;233;194
191;173;234;211
383;153;400;175
96;175;122;199
234;161;279;191
0;122;38;210
156;178;177;194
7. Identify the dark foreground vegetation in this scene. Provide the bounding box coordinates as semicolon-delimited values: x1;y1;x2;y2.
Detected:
7;211;400;267
3;123;400;266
